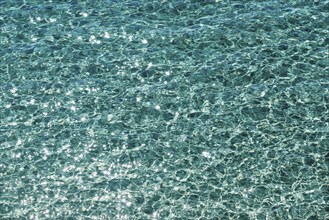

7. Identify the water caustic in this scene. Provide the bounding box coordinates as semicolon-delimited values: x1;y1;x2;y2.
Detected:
0;0;328;219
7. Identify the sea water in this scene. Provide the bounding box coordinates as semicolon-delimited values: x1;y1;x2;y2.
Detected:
0;0;328;219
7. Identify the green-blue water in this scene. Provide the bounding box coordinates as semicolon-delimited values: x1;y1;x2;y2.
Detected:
1;0;328;219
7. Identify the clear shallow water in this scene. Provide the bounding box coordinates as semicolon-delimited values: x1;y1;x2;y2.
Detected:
0;0;328;219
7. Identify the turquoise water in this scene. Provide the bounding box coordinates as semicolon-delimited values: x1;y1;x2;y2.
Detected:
0;0;328;219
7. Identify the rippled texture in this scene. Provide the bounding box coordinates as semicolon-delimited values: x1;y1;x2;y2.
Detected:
0;0;329;219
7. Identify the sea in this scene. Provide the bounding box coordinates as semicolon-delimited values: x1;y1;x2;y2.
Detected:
0;0;328;219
